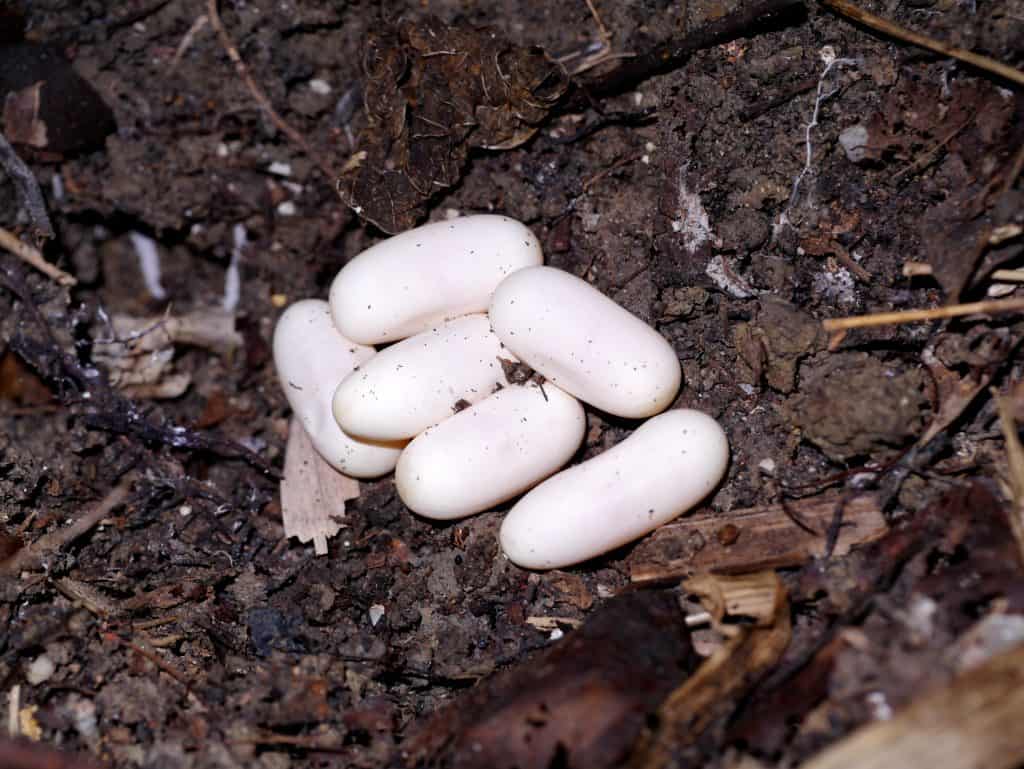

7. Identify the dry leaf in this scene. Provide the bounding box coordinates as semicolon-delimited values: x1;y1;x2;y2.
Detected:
280;417;359;555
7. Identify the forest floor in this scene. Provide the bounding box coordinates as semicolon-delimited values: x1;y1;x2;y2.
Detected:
1;0;1023;768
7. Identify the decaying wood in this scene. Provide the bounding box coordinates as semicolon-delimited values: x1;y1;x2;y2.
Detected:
629;572;791;769
397;590;697;769
280;418;359;555
630;494;887;585
798;641;1024;769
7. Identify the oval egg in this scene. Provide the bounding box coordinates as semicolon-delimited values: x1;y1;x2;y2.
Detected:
396;383;586;520
489;266;682;418
333;314;513;441
272;300;403;478
329;215;542;344
499;409;729;569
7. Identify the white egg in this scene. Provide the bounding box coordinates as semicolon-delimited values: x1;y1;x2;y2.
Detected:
329;215;542;344
396;383;585;520
500;409;729;569
489;266;682;418
332;314;513;441
272;300;403;478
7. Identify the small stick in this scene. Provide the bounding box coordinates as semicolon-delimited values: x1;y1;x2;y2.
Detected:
822;296;1024;332
902;261;933;277
102;632;196;693
205;0;338;180
584;0;612;45
992;269;1024;282
0;226;76;286
0;479;131;575
821;0;1024;87
582;150;645;190
170;13;209;70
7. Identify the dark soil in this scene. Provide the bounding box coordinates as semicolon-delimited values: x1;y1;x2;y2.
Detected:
1;0;1022;768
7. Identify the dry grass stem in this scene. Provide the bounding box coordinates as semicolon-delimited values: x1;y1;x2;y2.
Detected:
822;0;1024;87
823;297;1024;332
0;226;76;286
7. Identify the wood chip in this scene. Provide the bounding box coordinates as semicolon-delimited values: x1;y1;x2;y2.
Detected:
630;494;887;585
280;417;358;555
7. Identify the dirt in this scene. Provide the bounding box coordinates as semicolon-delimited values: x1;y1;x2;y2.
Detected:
0;0;1022;768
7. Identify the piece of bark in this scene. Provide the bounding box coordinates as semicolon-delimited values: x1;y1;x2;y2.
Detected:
630;494;887;585
628;572;792;769
280;418;358;555
397;590;698;769
797;641;1024;769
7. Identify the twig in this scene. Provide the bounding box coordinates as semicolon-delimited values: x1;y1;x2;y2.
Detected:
821;0;1024;87
893;119;971;183
584;0;612;45
206;0;338;180
738;75;818;122
0;130;54;241
568;0;805;107
0;479;131;576
0;226;75;286
582;150;645;190
902;261;934;277
170;13;209;70
832;245;872;283
823;296;1024;332
102;632;197;695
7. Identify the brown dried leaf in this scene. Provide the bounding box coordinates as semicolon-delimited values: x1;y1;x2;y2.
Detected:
341;16;568;233
280;417;358;555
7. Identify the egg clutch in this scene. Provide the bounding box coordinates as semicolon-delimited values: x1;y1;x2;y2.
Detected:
273;215;729;569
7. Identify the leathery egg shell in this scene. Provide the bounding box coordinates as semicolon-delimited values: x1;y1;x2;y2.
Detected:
499;409;729;569
329;215;542;344
396;383;586;520
489;266;682;418
272;300;403;478
332;314;512;441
